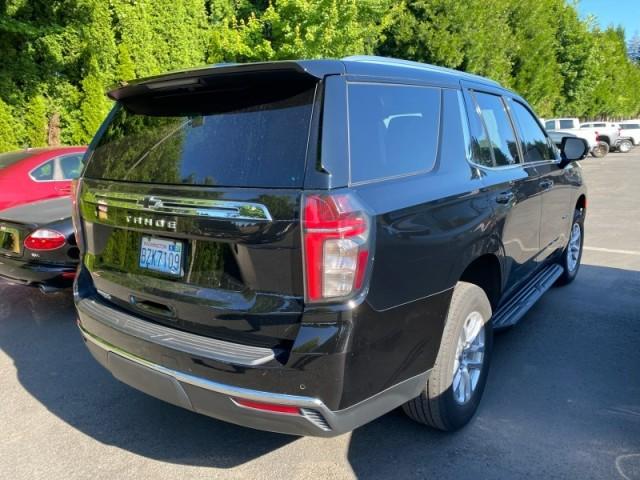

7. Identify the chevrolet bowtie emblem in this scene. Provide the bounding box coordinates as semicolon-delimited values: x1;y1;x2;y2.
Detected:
139;196;163;209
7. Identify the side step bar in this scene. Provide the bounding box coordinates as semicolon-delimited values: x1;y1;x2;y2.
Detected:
492;264;563;329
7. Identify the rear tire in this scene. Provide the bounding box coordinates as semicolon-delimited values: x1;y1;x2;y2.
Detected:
557;208;584;285
617;139;633;153
403;282;493;431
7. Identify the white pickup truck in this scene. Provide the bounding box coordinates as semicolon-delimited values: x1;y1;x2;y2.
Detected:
543;118;608;157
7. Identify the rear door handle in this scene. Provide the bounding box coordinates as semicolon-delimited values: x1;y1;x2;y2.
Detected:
495;191;514;204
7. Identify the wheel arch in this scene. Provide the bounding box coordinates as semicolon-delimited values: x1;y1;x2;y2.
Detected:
457;254;502;311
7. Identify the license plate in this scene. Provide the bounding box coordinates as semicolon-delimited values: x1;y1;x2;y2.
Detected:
0;226;20;254
139;237;183;276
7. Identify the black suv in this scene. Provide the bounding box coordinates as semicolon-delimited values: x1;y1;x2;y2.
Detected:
74;56;588;436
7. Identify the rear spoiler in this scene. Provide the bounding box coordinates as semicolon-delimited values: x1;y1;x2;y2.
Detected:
107;60;345;102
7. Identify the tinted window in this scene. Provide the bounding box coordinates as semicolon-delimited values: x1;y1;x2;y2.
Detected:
59;154;85;180
465;96;494;167
348;83;440;183
30;160;54;181
545;120;555;130
473;92;519;166
621;124;640;129
84;86;316;187
560;120;575;129
510;102;556;162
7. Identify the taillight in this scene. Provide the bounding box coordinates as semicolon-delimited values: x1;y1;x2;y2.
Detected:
24;229;66;251
302;193;371;302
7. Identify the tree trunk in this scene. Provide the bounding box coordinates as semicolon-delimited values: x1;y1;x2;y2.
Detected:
48;112;61;146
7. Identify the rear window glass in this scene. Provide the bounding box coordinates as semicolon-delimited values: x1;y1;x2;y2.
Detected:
559;120;575;129
0;151;32;169
84;86;316;188
347;83;440;183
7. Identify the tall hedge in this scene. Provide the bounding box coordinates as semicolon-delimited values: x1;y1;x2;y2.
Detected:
1;0;639;151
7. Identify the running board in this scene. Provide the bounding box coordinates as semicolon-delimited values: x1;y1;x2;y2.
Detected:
492;264;563;329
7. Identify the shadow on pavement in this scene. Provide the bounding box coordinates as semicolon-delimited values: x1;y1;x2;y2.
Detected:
0;281;295;469
347;263;640;478
1;262;639;476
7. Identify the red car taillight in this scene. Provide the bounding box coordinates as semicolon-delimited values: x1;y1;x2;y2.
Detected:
24;229;66;251
302;193;371;302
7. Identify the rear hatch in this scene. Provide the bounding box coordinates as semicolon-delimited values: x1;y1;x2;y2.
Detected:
78;67;321;350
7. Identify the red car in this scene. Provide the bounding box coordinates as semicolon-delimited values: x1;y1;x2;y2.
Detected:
0;146;87;211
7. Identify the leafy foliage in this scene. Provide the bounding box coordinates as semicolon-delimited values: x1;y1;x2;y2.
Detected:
1;0;639;152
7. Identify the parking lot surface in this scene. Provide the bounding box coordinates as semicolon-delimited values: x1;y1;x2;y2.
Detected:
1;152;639;480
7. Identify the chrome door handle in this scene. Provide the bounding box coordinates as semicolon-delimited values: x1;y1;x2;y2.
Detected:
495;191;514;204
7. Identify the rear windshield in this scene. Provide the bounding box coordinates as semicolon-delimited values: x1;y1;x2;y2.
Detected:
0;151;33;169
84;85;316;188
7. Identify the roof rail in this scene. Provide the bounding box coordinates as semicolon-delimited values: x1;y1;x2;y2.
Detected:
342;55;501;87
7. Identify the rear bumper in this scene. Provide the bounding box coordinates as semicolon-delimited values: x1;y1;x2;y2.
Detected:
0;254;76;287
75;292;430;436
79;324;428;437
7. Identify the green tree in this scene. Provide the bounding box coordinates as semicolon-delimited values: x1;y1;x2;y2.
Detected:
0;99;20;151
23;94;48;147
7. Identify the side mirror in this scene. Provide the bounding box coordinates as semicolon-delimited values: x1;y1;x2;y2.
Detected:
559;137;589;167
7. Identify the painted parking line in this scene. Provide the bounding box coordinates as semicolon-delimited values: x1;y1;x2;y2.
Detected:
584;246;640;257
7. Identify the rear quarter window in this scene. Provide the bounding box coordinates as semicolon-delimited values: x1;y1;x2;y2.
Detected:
347;83;441;184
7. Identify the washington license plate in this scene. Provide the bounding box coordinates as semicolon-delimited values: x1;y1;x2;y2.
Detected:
139;237;183;276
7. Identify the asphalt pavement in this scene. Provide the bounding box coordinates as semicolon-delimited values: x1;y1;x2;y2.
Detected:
1;152;639;480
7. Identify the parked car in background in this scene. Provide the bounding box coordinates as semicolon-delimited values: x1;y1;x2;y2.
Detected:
613;136;634;153
544;118;606;157
0;146;87;211
579;121;622;148
619;121;640;145
74;56;588;436
0;197;78;292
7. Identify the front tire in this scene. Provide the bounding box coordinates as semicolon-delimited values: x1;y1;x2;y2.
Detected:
557;209;584;285
403;282;493;431
591;141;609;158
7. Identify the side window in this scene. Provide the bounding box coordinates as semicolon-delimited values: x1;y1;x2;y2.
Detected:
545;120;555;130
347;83;440;183
510;101;556;162
30;160;54;181
473;92;519;166
57;154;85;180
465;96;494;167
560;120;576;129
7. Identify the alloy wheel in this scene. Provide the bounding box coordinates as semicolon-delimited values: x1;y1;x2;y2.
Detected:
452;311;485;405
